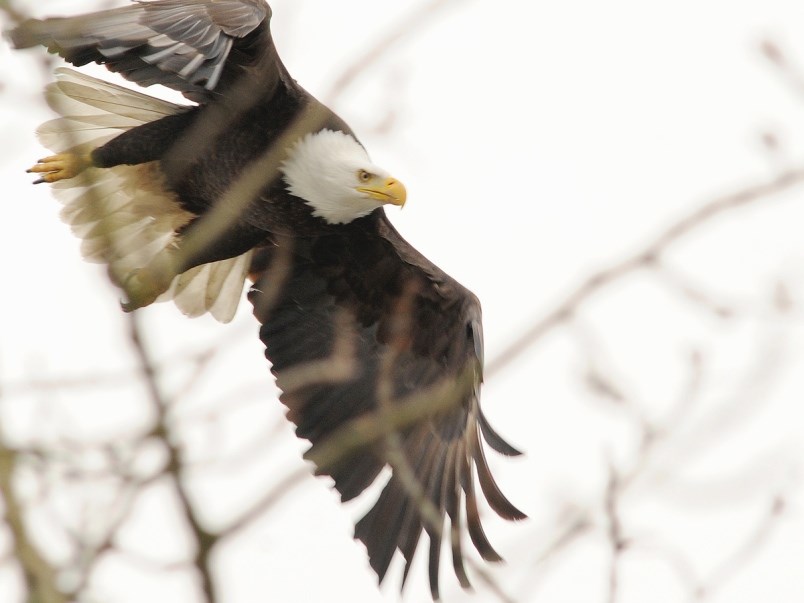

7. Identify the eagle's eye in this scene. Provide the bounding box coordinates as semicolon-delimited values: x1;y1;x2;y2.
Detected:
357;169;372;182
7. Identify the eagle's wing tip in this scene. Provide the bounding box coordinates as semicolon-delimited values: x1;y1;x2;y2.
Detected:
5;18;49;50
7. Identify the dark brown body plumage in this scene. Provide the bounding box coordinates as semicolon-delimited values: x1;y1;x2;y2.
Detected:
10;0;524;597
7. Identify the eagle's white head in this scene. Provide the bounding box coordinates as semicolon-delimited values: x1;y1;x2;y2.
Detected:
280;129;406;224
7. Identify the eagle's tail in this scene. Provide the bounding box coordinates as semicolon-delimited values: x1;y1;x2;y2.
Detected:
38;67;251;323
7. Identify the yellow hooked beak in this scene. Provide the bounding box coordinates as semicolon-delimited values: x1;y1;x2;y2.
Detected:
357;175;407;208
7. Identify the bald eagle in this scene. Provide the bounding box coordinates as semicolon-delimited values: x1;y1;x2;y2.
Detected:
9;0;525;597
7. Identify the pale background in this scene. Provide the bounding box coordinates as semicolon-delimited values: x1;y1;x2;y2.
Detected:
2;1;804;601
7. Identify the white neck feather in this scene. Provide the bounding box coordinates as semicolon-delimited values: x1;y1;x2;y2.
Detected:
280;129;388;224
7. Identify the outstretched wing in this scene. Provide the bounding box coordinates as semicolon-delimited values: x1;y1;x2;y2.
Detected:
248;214;525;598
9;0;273;101
40;68;252;322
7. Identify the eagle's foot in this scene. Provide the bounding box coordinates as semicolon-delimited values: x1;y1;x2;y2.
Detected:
120;263;174;313
27;152;91;184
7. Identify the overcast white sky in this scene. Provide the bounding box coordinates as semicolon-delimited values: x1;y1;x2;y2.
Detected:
2;1;804;602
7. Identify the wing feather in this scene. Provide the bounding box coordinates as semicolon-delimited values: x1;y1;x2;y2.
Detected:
41;68;249;322
160;251;251;322
248;216;525;595
463;444;503;563
9;0;271;101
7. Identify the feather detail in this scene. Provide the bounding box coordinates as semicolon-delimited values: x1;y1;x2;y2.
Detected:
249;220;526;595
158;250;252;322
9;0;269;101
39;68;249;322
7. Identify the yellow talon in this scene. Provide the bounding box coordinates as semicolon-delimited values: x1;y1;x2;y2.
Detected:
27;152;91;184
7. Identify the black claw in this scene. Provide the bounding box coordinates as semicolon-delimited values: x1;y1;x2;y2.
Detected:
32;178;45;185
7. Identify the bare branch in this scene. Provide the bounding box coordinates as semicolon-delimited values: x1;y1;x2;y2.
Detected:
324;0;465;104
604;465;626;603
696;495;788;600
487;165;804;376
125;313;217;603
0;443;66;603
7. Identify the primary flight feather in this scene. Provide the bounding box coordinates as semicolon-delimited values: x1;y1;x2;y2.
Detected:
9;0;525;597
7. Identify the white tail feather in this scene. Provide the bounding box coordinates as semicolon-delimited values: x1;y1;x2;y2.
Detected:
40;68;252;323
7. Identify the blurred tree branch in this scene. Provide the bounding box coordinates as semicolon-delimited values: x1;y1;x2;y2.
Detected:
488;164;804;376
0;441;66;603
2;2;804;603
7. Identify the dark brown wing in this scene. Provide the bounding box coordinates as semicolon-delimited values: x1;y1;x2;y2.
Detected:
8;0;273;101
248;212;525;599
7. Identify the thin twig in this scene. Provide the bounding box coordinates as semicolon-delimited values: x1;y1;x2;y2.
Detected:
487;165;804;376
604;465;626;603
126;313;217;603
696;495;787;601
324;0;465;104
0;443;67;603
219;466;310;539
